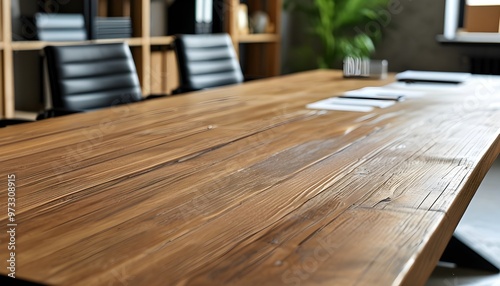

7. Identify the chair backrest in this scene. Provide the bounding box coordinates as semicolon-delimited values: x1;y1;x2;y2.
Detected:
174;33;244;92
44;43;142;111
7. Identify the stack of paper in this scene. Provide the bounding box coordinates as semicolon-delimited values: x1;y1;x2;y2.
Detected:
35;13;87;41
95;17;132;39
307;97;396;112
306;85;423;112
307;70;478;112
343;87;426;99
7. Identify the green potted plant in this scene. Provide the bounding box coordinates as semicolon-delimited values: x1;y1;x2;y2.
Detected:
284;0;390;69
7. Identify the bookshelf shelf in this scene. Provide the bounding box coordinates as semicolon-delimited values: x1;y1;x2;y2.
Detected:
238;34;279;43
10;38;144;51
437;32;500;45
150;36;175;46
228;0;282;78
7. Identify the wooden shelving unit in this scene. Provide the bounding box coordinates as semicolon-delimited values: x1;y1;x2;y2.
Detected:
228;0;282;78
149;36;174;46
2;0;14;118
0;0;282;119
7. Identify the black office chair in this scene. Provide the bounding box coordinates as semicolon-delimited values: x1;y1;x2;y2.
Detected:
174;33;244;93
40;43;142;119
0;119;32;128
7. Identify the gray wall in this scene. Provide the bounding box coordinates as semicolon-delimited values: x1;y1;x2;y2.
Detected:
282;0;500;74
373;0;467;72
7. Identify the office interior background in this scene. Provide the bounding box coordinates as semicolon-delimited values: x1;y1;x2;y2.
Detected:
5;0;500;116
2;0;500;285
283;0;499;73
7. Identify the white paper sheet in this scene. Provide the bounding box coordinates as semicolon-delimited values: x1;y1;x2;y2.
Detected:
307;96;398;112
344;87;426;99
307;101;374;112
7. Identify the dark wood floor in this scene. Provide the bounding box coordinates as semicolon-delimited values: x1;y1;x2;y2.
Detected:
427;156;500;286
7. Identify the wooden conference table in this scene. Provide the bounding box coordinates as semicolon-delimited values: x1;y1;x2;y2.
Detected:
1;70;500;285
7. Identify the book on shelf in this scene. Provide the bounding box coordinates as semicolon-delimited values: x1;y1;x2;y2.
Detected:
96;23;132;29
95;36;132;39
96;27;132;32
37;29;87;41
93;17;133;39
34;13;87;41
96;31;132;36
84;0;97;39
84;0;134;39
96;30;132;36
95;17;132;24
11;0;24;40
35;13;86;29
168;0;219;35
96;32;131;39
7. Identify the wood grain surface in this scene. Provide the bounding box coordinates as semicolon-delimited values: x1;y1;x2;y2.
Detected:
1;70;500;285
